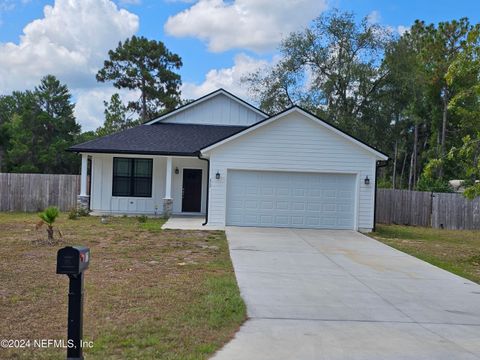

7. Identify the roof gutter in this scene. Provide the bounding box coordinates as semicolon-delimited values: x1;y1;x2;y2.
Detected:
197;152;210;226
373;159;389;232
66;148;200;157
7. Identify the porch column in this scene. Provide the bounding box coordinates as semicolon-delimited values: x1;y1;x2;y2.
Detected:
80;153;88;196
163;156;173;217
77;153;89;212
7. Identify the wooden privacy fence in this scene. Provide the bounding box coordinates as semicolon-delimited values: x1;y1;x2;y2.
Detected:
0;173;80;212
376;189;480;230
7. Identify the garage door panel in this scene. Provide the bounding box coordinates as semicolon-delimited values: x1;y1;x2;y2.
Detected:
226;170;355;229
262;186;274;196
274;215;289;226
292;202;305;211
260;200;274;209
276;201;289;210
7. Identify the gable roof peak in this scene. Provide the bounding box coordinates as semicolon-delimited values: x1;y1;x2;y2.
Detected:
200;104;389;160
144;88;269;125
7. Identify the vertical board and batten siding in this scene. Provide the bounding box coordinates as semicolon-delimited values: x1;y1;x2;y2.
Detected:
161;93;266;126
376;189;480;230
171;157;208;214
0;173;80;211
91;154;165;214
90;154;208;214
207;112;379;230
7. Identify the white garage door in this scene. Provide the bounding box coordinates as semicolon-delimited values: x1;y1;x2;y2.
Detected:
226;170;356;229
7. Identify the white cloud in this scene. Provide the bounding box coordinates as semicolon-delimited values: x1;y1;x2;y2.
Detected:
366;10;409;37
74;87;140;131
164;0;327;53
0;1;14;12
366;10;381;25
181;53;272;100
396;25;409;35
0;0;139;130
164;0;196;3
119;0;141;5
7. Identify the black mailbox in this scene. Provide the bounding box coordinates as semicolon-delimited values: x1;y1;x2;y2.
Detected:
57;246;90;275
56;245;90;360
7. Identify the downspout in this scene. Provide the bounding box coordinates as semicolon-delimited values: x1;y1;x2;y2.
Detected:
373;159;389;232
197;152;209;226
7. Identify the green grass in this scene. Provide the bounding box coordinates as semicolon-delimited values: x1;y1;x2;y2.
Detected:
370;224;480;283
0;213;246;359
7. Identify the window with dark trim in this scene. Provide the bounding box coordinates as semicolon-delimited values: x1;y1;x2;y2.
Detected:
112;158;153;197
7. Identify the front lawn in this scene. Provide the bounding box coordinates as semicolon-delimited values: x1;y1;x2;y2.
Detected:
0;213;245;359
370;224;480;284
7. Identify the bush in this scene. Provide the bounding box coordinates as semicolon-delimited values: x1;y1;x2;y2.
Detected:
377;177;392;189
77;207;90;217
68;208;78;220
137;215;148;223
67;207;90;220
417;176;453;193
37;206;60;243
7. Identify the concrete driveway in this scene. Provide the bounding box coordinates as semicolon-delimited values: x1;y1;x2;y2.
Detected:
213;227;480;360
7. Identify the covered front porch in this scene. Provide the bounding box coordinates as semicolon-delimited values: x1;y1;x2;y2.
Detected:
79;153;209;217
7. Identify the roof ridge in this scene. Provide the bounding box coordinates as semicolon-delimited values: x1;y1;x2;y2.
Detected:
151;122;248;128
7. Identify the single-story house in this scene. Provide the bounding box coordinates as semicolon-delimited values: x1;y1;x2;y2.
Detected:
69;89;388;232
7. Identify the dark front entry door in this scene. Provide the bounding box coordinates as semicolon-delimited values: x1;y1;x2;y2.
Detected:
182;169;202;212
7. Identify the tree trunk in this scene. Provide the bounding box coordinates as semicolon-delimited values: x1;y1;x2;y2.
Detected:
392;140;398;189
408;153;414;191
400;150;407;189
141;78;147;121
47;225;54;243
413;123;418;188
408;123;418;190
439;93;448;178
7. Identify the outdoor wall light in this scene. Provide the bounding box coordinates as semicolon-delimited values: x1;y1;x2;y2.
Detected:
216;171;221;180
364;175;370;185
175;167;179;174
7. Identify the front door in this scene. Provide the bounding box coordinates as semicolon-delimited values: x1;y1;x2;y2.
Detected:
182;169;202;212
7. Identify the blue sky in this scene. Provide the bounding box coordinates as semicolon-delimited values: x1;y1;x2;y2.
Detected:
0;0;479;130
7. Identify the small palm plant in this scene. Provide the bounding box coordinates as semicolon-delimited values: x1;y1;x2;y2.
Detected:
38;206;60;243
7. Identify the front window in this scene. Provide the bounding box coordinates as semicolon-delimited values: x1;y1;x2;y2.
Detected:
112;158;152;197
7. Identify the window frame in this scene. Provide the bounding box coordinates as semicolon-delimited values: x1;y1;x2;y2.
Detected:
112;157;153;198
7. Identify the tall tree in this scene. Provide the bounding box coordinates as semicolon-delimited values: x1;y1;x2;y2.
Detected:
96;93;137;136
445;25;480;198
96;36;183;121
381;30;430;189
244;10;392;142
2;75;81;173
411;19;472;177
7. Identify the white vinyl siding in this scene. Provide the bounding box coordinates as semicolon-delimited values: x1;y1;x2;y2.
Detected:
162;93;265;126
226;170;356;229
206;112;378;231
89;154;207;215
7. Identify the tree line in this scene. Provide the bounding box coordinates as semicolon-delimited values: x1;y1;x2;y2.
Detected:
0;11;479;198
0;36;183;173
244;10;480;199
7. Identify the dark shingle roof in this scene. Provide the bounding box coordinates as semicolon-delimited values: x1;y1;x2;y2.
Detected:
68;123;247;156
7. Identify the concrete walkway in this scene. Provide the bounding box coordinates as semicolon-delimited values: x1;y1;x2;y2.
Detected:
162;216;223;230
213;227;480;360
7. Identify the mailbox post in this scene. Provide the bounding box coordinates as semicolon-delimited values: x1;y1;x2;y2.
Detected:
57;246;90;360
